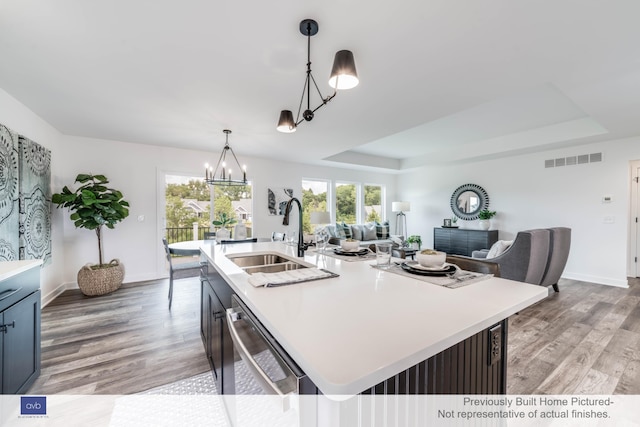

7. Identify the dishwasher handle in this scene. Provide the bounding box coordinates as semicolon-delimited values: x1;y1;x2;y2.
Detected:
226;307;291;399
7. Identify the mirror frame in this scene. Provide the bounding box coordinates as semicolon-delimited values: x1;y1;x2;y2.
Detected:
450;183;490;220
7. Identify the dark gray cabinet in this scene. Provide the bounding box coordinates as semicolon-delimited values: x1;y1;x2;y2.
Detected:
434;228;498;256
0;265;41;394
200;262;235;394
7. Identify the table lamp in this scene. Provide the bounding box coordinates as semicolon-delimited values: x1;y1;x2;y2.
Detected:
392;201;410;238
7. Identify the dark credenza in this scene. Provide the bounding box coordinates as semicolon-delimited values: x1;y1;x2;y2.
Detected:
434;227;498;256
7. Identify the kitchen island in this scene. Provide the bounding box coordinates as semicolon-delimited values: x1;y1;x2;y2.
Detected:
199;241;547;396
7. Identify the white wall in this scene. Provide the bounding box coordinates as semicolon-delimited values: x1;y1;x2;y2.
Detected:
5;85;636;293
398;137;640;287
0;89;65;303
56;135;398;285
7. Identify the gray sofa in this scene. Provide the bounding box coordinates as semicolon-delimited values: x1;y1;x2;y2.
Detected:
325;221;395;247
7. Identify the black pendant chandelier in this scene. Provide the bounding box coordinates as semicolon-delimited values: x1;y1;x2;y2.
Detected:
204;129;248;186
277;19;359;133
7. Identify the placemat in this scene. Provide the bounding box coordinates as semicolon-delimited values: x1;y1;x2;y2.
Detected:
371;263;492;289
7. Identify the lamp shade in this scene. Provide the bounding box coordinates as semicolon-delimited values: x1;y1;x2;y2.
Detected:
392;201;410;212
277;110;296;133
328;50;359;90
310;211;331;224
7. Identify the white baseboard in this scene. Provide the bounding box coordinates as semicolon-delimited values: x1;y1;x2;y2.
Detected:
41;273;167;308
40;282;73;308
562;272;629;288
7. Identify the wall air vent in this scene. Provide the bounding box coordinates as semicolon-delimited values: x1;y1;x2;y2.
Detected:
545;152;603;169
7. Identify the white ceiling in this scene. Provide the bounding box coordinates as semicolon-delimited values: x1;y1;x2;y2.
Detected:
1;1;639;172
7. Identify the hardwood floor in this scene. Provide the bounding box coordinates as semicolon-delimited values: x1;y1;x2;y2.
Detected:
508;277;640;394
27;276;210;395
27;274;640;395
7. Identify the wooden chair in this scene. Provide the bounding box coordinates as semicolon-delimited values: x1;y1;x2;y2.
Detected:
162;238;202;309
446;255;501;277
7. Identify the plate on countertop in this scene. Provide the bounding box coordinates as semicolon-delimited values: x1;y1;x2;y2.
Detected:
400;262;456;276
333;248;369;256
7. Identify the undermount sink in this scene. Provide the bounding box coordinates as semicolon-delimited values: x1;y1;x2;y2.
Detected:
229;253;291;267
228;252;309;275
242;262;308;274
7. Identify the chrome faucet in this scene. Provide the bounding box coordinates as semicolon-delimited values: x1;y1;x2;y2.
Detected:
282;197;306;257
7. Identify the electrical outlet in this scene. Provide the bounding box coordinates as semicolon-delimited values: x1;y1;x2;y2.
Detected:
603;216;615;224
488;324;502;366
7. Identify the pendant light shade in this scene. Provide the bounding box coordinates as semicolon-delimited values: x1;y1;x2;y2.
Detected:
328;50;359;90
276;110;296;133
277;18;359;133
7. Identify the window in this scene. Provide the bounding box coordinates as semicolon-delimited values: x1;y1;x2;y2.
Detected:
164;176;253;241
364;184;383;223
302;179;329;233
165;175;211;243
213;184;253;237
336;182;357;224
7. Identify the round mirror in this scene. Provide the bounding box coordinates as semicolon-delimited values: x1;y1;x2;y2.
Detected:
450;184;490;220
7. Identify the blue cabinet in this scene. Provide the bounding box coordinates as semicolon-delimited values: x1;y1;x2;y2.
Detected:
0;264;41;394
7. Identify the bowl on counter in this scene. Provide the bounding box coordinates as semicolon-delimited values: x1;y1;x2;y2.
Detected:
416;249;446;268
340;239;361;251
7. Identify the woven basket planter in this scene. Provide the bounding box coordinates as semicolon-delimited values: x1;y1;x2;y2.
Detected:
77;259;125;296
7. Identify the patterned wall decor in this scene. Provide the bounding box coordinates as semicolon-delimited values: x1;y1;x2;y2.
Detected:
18;135;52;264
0;122;51;265
0;124;20;261
267;187;293;216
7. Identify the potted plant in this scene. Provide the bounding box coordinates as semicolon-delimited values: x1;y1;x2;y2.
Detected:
52;174;130;296
477;209;496;230
406;235;422;250
212;212;237;242
451;216;458;227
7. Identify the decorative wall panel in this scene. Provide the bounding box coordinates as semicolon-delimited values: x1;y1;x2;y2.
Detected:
18;136;51;265
0;124;20;261
0;122;51;265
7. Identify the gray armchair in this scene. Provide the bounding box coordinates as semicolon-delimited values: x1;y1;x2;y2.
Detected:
539;227;571;292
472;229;551;285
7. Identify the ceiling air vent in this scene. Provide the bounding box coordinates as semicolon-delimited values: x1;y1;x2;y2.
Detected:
545;152;603;168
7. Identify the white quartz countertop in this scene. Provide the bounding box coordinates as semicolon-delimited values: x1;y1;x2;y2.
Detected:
200;241;547;396
0;260;43;282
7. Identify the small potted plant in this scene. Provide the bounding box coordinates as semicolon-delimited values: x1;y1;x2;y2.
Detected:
212;212;237;242
477;209;496;230
52;174;129;296
451;217;458;227
406;235;422;250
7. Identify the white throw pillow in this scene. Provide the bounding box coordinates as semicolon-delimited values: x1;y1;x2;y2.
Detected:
486;240;513;259
363;223;378;240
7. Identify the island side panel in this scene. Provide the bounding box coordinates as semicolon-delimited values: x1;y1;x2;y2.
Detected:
362;319;508;395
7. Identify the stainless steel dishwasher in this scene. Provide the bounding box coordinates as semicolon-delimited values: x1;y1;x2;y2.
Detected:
226;295;320;425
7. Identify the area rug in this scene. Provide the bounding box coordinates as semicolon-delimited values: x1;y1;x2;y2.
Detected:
138;372;217;395
110;373;230;426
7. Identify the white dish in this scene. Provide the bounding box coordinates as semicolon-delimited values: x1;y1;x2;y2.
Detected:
407;262;449;271
416;250;446;268
340;240;361;251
